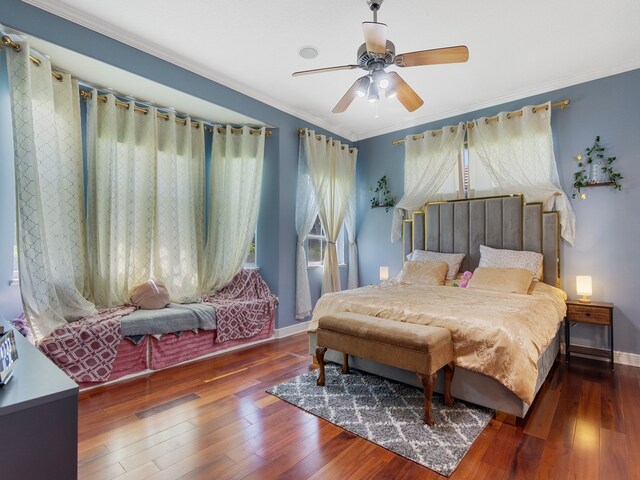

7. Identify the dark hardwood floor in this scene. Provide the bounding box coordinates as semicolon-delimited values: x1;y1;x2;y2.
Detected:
77;333;640;479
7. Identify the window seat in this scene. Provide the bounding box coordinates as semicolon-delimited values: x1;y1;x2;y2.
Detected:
13;270;277;386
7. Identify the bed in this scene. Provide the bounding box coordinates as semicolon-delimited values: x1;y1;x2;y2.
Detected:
307;194;565;418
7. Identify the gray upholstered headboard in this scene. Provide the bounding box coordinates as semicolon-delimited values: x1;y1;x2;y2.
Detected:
402;194;560;287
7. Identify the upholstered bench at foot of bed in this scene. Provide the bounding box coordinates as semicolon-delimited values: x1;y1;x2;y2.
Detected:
315;312;455;426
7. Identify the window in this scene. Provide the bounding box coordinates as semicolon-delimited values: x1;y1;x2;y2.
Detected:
11;223;18;286
462;146;470;197
307;216;345;267
245;232;257;267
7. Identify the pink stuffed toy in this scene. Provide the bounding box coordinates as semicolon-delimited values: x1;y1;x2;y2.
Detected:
459;271;473;288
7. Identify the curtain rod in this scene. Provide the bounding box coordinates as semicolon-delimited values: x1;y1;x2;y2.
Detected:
391;99;570;145
1;35;271;137
298;128;356;153
79;90;271;136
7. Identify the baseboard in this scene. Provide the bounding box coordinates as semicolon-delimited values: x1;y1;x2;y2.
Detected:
566;344;640;368
614;350;640;368
275;320;310;339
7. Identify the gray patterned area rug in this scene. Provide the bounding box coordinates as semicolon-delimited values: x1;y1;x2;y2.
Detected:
267;363;494;477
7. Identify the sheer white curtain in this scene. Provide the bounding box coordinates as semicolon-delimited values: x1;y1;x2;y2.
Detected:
468;102;576;244
202;126;265;292
87;94;206;305
343;148;358;290
154;115;205;302
305;133;354;295
87;91;156;306
6;40;96;341
294;133;319;319
391;123;466;242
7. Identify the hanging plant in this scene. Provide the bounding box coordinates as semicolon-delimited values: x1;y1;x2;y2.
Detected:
370;175;396;212
572;136;622;199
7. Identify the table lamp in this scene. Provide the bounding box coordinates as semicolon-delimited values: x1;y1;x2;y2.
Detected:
576;275;592;303
379;266;389;282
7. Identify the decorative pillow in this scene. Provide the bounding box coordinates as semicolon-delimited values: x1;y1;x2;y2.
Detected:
397;261;448;286
130;279;170;310
407;250;465;281
479;245;543;281
466;267;534;294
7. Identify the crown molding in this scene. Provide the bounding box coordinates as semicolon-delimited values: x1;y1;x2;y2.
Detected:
17;0;640;144
18;0;360;141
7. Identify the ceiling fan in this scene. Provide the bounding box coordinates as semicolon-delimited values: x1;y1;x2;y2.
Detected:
292;0;469;113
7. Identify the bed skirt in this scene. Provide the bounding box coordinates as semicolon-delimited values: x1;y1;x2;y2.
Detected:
79;311;275;388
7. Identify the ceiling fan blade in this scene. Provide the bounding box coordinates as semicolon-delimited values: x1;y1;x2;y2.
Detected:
332;76;369;113
292;65;360;77
362;21;388;55
395;46;469;67
388;72;424;112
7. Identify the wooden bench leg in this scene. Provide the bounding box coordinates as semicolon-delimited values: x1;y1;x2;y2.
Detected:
342;352;349;374
417;372;436;426
316;347;327;386
444;362;455;407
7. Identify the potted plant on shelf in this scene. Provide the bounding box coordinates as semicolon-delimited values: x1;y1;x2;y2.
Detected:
573;135;622;199
370;175;396;212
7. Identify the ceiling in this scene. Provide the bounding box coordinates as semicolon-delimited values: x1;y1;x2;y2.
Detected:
21;0;640;141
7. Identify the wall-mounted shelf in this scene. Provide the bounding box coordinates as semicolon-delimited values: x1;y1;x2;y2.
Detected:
583;182;615;188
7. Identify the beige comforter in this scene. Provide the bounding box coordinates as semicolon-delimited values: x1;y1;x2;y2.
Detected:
308;282;567;404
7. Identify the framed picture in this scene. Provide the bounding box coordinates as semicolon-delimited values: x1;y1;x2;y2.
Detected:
0;330;18;385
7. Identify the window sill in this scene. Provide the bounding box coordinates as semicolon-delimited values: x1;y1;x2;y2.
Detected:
307;264;347;270
244;265;260;271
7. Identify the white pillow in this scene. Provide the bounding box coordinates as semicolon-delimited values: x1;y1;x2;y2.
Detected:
478;245;543;281
407;250;465;281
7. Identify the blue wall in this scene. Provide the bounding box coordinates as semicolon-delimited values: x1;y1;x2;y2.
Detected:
0;0;350;329
356;68;640;356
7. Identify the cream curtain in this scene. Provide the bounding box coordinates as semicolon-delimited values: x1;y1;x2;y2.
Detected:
154;114;205;302
202;126;265;292
294;134;319;319
343;148;358;290
305;132;356;295
87;92;156;306
391;123;466;242
6;40;96;341
87;94;206;305
468;102;576;245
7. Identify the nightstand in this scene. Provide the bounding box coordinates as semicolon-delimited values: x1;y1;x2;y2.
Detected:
565;300;615;370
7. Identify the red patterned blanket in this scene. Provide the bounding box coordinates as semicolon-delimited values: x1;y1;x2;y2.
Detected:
37;306;135;382
15;270;276;383
201;269;278;343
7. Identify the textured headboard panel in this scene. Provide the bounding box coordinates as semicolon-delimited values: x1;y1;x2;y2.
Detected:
403;194;560;286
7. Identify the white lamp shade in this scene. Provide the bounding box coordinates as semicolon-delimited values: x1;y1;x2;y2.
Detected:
379;266;389;282
576;275;593;297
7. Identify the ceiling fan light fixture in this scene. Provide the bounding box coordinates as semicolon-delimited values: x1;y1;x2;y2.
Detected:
368;82;379;103
385;85;397;98
371;69;390;89
356;76;370;97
